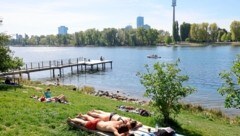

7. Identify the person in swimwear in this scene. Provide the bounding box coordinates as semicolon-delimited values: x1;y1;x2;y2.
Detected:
68;114;129;136
87;110;142;129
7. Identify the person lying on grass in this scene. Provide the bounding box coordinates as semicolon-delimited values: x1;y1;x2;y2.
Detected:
87;109;142;129
68;114;129;136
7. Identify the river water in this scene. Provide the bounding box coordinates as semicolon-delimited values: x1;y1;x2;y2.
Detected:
11;45;240;116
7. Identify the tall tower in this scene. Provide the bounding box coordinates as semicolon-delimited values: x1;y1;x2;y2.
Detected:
172;0;176;35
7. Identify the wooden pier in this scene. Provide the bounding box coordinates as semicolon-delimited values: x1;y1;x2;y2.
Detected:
0;57;112;80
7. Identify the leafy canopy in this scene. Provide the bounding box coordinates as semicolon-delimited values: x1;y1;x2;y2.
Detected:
0;34;23;72
218;55;240;109
138;60;195;122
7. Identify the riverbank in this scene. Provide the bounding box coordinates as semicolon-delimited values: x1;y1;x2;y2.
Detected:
175;41;240;46
9;41;240;47
0;82;239;136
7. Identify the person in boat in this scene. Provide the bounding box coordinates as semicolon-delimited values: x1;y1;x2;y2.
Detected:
68;114;129;136
87;110;142;129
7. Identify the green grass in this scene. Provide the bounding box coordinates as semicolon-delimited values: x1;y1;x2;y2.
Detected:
0;84;239;136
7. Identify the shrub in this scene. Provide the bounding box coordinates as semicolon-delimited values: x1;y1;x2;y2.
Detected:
138;60;195;123
80;86;95;94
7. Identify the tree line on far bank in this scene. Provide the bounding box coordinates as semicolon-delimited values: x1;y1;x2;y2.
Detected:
9;20;240;46
173;20;240;43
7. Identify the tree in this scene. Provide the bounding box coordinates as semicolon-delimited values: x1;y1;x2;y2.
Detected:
164;36;172;45
180;22;191;42
217;28;227;42
145;28;159;45
209;23;218;42
172;21;180;42
218;55;240;109
230;21;240;41
190;23;209;42
157;30;170;43
138;60;195;122
0;34;23;72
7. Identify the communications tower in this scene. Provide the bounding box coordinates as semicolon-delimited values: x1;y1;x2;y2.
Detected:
172;0;176;35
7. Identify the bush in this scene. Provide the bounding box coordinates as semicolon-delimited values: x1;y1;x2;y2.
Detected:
138;60;195;123
80;86;95;94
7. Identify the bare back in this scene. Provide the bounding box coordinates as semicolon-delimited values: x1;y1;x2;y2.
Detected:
96;121;123;136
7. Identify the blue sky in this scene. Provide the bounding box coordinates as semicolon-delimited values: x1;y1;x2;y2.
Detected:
0;0;240;36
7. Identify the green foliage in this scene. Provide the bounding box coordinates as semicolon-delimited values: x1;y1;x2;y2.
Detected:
209;23;218;42
217;29;227;42
180;22;191;41
0;34;23;72
138;60;195;122
80;85;95;94
218;55;240;109
172;21;180;42
10;28;161;46
190;23;209;42
230;21;240;41
164;36;172;45
157;30;170;43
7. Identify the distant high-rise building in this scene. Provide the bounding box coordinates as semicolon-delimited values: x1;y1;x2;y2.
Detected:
58;26;68;35
125;25;133;30
137;16;144;28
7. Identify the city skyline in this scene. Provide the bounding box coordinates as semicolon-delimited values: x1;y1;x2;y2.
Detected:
0;0;240;36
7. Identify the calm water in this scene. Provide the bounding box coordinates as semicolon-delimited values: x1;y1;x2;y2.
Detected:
11;45;240;116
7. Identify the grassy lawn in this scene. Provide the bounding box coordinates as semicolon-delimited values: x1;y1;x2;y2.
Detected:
0;83;239;136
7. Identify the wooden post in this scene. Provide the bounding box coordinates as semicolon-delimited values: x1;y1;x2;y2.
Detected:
42;61;44;68
91;65;93;71
38;63;40;69
53;69;55;78
27;72;30;80
77;58;79;74
71;66;73;74
59;68;62;77
49;61;51;67
26;64;28;70
31;62;32;69
97;64;99;71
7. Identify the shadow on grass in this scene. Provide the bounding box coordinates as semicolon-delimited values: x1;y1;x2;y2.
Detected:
159;118;202;136
0;84;22;91
67;125;97;136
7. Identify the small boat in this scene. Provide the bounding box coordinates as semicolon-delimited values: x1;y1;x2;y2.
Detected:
147;54;161;59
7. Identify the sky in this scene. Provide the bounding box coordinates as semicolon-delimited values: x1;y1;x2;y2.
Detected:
0;0;240;36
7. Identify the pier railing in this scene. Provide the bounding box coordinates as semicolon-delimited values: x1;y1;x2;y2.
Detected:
20;57;86;70
0;57;112;79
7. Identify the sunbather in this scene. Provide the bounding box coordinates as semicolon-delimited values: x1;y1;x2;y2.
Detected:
87;110;142;129
68;114;129;136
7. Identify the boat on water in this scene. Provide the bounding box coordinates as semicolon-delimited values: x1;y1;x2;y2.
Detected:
147;54;161;59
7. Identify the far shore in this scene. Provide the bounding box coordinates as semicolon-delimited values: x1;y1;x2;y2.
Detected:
9;41;240;47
